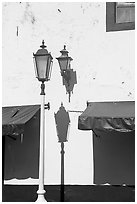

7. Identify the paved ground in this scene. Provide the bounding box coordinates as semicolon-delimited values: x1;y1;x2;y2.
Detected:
2;184;135;202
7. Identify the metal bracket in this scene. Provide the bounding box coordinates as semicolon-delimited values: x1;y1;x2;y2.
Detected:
44;102;50;110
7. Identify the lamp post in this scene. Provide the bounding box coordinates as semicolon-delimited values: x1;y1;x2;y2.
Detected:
56;46;77;103
33;40;53;202
54;103;70;201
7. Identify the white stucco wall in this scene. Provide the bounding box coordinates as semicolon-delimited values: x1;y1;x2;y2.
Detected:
2;2;135;185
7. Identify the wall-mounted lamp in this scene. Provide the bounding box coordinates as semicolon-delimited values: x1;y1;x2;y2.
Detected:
56;46;77;102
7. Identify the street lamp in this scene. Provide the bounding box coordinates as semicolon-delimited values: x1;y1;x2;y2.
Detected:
33;40;53;202
54;103;70;201
56;46;77;103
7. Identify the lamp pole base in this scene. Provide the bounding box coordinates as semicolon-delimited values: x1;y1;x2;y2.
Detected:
36;190;47;202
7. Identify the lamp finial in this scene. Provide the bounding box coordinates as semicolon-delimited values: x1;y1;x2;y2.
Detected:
40;40;46;49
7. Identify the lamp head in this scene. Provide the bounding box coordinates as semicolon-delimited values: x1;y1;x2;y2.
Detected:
56;45;73;71
33;40;53;82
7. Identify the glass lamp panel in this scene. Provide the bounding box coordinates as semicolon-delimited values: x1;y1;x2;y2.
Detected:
47;60;53;81
67;58;71;69
33;57;38;78
59;58;68;71
35;55;48;80
45;56;52;81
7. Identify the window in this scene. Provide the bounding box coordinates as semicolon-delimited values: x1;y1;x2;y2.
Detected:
116;2;135;23
106;2;135;32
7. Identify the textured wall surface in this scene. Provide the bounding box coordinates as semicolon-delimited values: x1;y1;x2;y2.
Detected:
2;2;135;185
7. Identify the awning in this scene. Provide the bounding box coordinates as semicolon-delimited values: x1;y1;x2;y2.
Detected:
2;105;40;136
78;101;135;132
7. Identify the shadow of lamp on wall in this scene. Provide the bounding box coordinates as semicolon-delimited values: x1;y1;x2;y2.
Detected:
54;103;70;202
33;40;53;202
56;46;77;103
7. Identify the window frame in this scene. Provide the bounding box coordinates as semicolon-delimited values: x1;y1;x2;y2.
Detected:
106;2;135;32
